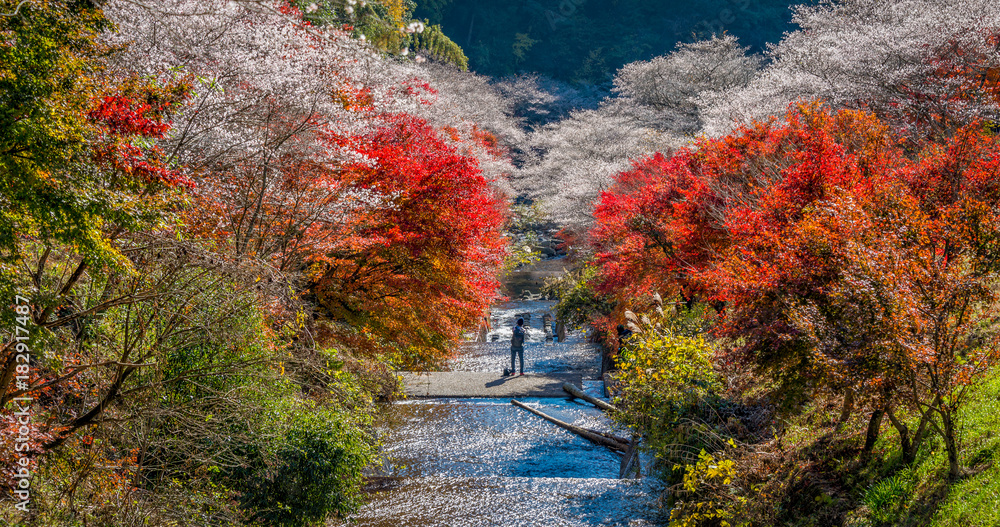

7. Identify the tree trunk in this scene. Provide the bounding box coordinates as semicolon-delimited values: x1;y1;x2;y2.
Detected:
44;365;136;451
511;399;628;452
836;387;855;431
942;409;961;480
563;382;618;413
864;408;885;452
885;406;913;464
619;437;641;479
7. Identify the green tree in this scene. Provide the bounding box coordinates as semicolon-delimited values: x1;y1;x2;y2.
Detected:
412;22;468;69
611;303;720;464
294;0;468;69
0;0;112;285
0;1;190;311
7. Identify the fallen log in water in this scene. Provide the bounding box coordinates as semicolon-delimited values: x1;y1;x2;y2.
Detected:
511;399;628;453
562;382;618;413
619;439;641;479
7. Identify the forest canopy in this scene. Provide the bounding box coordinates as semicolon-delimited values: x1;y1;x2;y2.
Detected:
416;0;806;83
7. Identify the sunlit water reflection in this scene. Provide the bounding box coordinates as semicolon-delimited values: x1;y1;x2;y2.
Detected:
343;476;662;527
380;398;618;479
332;300;666;526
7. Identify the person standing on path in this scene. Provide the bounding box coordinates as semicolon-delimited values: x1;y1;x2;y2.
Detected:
511;318;526;376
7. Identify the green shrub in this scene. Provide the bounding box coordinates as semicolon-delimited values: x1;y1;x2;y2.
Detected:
543;263;615;328
669;447;749;527
611;311;720;465
232;401;376;526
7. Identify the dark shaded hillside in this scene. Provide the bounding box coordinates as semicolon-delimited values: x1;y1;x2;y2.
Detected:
416;0;806;83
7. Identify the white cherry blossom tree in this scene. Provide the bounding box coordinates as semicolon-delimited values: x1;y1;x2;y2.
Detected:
611;35;761;134
701;0;1000;137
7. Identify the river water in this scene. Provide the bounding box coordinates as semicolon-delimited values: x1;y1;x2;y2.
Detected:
334;300;667;527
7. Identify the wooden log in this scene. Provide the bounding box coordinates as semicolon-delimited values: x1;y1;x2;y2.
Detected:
619;438;641;479
563;382;618;413
511;399;628;453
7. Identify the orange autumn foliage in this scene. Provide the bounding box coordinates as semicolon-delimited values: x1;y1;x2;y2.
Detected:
591;104;1000;477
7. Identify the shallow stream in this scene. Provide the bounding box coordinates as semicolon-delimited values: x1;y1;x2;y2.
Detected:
334;300;666;526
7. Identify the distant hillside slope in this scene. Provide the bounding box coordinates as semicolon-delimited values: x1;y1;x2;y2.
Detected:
416;0;807;83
